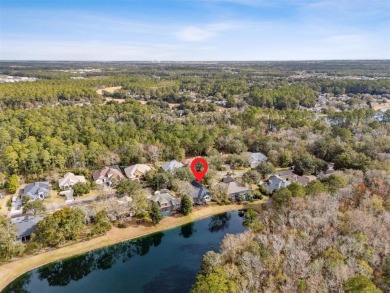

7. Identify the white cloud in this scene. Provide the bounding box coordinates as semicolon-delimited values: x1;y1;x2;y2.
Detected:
175;22;242;42
175;26;216;42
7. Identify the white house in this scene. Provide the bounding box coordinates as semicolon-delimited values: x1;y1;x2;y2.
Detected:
161;160;184;173
246;152;268;168
58;172;87;189
124;164;151;180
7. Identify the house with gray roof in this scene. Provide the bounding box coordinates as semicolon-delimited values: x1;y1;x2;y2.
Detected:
222;175;236;184
23;182;50;201
247;152;268;168
222;177;251;200
161;160;184;173
12;216;44;242
262;175;291;193
191;181;212;205
148;190;181;216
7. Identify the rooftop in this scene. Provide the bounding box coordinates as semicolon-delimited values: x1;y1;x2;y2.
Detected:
11;216;44;239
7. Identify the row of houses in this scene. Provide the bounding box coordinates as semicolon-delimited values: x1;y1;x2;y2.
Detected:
14;153;267;239
21;151;268;201
20;164;152;201
147;176;253;217
90;151;268;186
262;172;317;193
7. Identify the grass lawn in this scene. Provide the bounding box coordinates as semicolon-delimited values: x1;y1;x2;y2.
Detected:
243;196;269;212
275;167;290;171
0;191;10;216
44;190;67;204
74;189;100;200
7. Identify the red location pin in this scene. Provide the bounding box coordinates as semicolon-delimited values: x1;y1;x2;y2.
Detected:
190;157;208;183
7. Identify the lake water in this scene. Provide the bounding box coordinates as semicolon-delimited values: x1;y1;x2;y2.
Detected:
3;211;245;293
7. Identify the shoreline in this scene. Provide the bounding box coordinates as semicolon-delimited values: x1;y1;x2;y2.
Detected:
0;203;249;291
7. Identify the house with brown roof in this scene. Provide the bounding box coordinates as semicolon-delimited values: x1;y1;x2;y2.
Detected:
93;165;125;186
124;164;151;180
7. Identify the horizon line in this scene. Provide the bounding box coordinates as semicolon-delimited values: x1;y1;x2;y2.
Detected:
1;59;390;63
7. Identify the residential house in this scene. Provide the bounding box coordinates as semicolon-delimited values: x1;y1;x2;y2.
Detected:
93;165;125;186
161;160;184;173
191;181;212;204
12;216;44;242
124;164;151;180
182;157;197;166
222;175;236;184
148;190;181;216
326;162;335;174
285;174;317;186
262;175;291;193
246;152;268;168
23;182;50;201
222;177;251;200
276;169;294;177
58;172;87;189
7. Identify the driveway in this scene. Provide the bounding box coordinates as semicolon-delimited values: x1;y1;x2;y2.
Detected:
10;196;23;217
59;189;74;203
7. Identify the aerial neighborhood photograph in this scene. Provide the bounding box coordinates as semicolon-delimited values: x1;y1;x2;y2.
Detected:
0;0;389;292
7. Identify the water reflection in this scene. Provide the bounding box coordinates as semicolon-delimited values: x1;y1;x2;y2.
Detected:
3;212;244;293
38;254;95;286
2;272;31;293
179;222;196;238
208;213;231;232
11;232;165;289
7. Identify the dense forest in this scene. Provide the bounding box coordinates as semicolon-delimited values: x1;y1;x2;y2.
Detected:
0;102;387;179
192;170;390;292
1;61;389;110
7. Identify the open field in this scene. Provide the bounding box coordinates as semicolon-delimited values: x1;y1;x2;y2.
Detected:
371;102;390;111
104;97;126;103
0;200;267;290
96;86;122;95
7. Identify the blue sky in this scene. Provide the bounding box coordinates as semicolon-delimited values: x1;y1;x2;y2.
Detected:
0;0;389;60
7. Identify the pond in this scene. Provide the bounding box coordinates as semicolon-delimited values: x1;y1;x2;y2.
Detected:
3;211;246;293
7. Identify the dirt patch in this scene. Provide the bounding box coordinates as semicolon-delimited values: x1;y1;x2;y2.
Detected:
104;97;126;104
96;86;122;95
371;102;390;111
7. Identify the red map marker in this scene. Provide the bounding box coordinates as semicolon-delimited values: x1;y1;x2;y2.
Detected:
190;157;208;183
